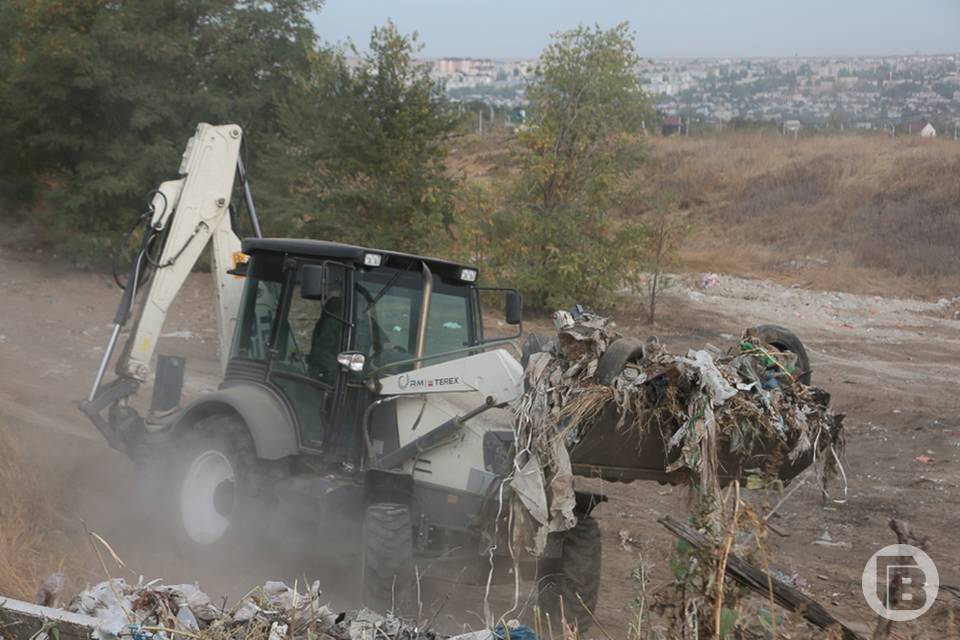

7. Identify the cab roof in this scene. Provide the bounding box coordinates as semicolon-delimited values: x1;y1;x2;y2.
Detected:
241;237;475;276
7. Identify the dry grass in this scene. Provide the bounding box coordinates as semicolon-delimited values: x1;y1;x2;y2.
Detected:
0;426;91;600
643;132;960;297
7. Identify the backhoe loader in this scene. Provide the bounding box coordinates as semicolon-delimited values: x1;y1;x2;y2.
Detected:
81;123;816;627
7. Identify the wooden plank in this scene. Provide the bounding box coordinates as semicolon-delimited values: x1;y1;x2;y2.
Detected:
0;596;96;640
657;515;864;640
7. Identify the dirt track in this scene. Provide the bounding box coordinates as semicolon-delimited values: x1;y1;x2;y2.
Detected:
2;239;959;636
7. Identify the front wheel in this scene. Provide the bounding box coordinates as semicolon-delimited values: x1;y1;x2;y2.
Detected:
537;516;602;632
175;414;263;547
362;502;414;613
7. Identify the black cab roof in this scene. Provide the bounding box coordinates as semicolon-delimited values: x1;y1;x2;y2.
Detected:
241;237;475;276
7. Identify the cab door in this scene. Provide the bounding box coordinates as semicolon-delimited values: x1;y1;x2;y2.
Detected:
268;263;348;451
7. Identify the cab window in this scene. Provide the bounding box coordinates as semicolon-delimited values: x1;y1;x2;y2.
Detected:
425;289;472;358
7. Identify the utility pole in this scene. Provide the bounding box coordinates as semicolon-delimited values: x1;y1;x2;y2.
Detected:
478;109;483;136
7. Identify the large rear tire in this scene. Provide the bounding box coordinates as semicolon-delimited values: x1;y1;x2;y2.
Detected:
175;414;265;548
362;502;414;614
537;516;602;632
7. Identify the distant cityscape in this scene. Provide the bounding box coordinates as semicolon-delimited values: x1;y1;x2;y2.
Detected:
426;53;960;135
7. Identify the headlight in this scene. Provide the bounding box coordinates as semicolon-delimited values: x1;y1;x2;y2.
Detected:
363;253;383;267
459;268;478;282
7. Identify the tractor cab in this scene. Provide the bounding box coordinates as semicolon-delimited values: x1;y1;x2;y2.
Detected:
226;238;521;464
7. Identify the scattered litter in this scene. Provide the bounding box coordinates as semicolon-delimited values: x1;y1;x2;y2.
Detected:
61;579;435;640
493;624;537;640
701;273;720;289
618;529;640;551
812;531;851;549
914;454;935;464
771;570;811;594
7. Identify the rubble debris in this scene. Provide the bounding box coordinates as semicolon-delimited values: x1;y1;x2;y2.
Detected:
512;312;845;554
701;273;720;289
37;578;441;640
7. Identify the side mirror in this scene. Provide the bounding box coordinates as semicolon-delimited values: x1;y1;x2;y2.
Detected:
337;351;366;372
505;290;523;325
301;264;328;300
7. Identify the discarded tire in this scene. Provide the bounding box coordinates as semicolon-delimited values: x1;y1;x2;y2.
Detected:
537;516;602;631
752;324;811;385
175;413;264;548
594;337;645;386
362;502;414;614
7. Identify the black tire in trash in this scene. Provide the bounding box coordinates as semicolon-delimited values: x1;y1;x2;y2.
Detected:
537;516;602;631
174;413;267;549
752;324;812;385
362;502;414;613
594;337;645;386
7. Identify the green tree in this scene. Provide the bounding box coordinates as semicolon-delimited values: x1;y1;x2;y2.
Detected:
500;22;652;309
278;22;459;254
0;0;321;261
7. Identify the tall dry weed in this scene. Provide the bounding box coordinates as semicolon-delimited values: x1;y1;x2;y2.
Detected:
0;427;86;600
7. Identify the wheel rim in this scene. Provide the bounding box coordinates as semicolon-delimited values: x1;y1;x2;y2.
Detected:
180;449;236;545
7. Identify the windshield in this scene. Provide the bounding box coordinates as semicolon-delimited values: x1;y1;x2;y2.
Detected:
353;267;474;371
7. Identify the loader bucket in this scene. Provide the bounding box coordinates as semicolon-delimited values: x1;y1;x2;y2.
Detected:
567;402;816;486
520;319;840;489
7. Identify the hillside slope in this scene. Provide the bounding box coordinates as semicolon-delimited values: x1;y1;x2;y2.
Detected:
451;132;960;298
653;133;960;296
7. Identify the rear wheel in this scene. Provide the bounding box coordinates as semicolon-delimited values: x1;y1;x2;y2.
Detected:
362;502;414;613
175;414;264;547
537;516;602;632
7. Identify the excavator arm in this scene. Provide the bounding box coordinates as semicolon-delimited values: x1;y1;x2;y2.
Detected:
81;123;259;454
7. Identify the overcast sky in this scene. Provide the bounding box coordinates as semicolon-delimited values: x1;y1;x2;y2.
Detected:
311;0;959;59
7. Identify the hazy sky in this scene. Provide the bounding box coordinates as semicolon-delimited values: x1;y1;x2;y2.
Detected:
312;0;959;59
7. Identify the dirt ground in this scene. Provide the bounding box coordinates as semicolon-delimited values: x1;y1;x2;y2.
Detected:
2;237;959;637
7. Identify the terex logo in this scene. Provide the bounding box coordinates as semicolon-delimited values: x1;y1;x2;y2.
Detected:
396;374;460;390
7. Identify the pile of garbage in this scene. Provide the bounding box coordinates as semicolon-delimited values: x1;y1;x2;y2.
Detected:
66;578;436;640
511;311;845;554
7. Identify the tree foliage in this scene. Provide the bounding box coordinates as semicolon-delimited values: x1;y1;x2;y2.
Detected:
0;0;322;259
274;22;458;253
496;23;652;309
0;3;457;261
